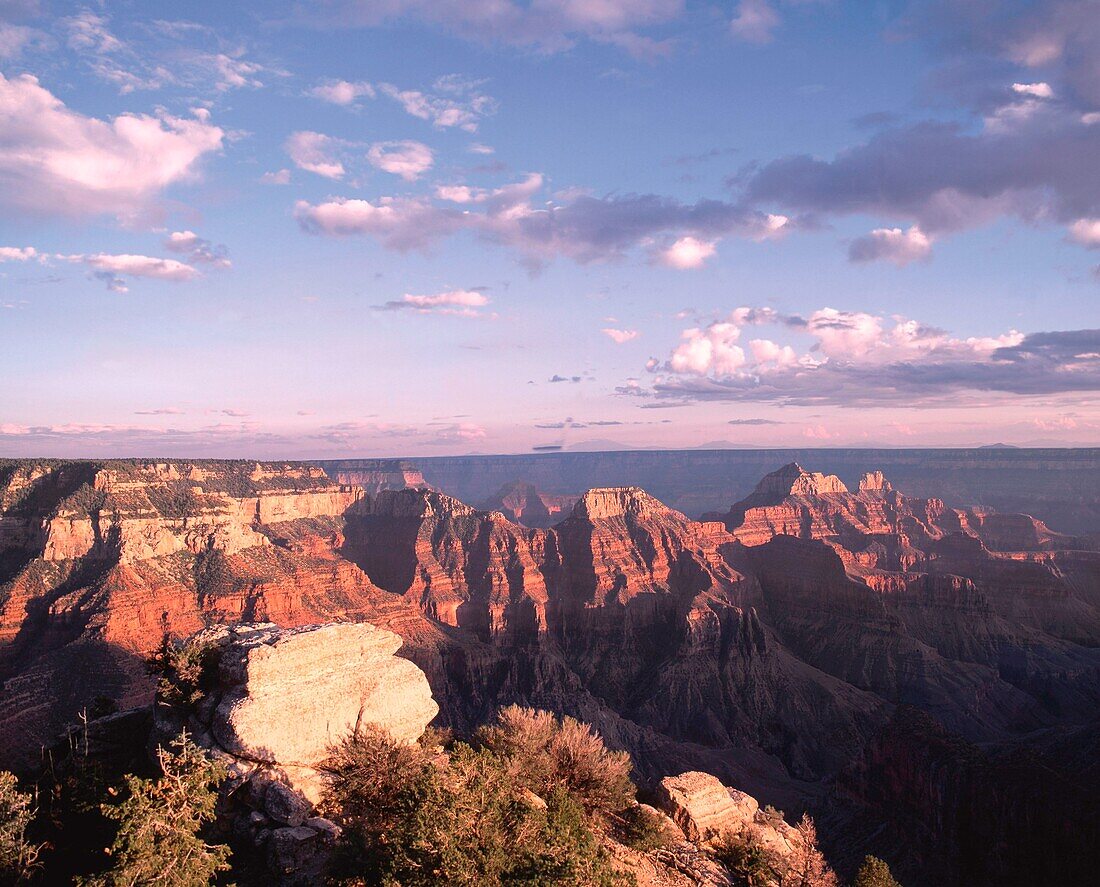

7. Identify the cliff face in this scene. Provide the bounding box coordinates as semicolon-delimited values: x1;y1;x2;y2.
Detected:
477;480;578;528
2;458;1099;884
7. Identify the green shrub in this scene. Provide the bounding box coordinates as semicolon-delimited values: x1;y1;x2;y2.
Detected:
508;788;622;886
322;723;627;887
712;828;780;887
60;483;107;517
853;855;902;887
83;733;230;887
613;804;674;852
761;804;786;828
146;635;218;709
477;706;634;814
0;771;41;883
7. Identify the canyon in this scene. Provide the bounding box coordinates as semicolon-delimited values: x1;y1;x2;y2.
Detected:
1;455;1098;885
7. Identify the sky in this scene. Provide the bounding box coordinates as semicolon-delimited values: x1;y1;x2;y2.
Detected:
0;0;1098;458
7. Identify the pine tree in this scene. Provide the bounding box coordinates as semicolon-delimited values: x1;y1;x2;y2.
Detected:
85;733;230;887
852;855;902;887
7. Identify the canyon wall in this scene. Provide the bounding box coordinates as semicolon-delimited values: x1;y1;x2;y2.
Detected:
2;457;1099;884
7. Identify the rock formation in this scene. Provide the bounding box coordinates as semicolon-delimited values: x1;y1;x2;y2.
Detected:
477;480;578;528
153;621;438;885
655;771;795;870
157;623;437;776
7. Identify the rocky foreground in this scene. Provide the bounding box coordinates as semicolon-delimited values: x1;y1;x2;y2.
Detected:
2;458;1099;884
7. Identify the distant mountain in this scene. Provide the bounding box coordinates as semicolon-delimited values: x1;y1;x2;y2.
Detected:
565;438;638;452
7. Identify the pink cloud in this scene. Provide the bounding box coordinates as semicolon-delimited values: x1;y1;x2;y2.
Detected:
367;140;434;181
285;131;347;179
0;73;223;219
1068;218;1100;248
0;246;38;261
602;328;639;343
379;289;492;318
730;0;780;44
849;225;933;265
658;236;716;269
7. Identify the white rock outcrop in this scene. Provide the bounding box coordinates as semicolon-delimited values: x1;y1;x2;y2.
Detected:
655;771;795;859
208;622;437;766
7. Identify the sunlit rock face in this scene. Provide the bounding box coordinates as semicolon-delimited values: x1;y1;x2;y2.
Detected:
206;622;436;764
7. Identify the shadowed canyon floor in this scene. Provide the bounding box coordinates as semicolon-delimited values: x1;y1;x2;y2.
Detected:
2;456;1099;885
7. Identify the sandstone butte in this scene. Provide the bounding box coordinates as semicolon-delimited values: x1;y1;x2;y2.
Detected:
2;457;1100;883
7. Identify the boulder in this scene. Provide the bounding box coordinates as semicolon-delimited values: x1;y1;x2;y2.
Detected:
655;772;796;862
204;622;438;767
656;771;756;842
264;781;312;827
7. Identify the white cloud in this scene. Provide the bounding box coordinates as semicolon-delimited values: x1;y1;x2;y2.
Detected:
468;142;494;155
367;140;434;181
1012;82;1054;99
0;246;38;261
310;79;375;105
849;225;932;265
0;74;223;220
205;53;265;91
295;196;465;249
641;304;1089;409
260;168;290;185
602;328;639;343
64;9;123;54
659;236;717;269
378;288;491;317
297;173;797;266
34;250;203;291
377;77;497;131
730;0;780;43
62;11;271;95
285;131;346;179
1068;218;1100;248
748;338;798;366
668;322;746;374
75;253;198;281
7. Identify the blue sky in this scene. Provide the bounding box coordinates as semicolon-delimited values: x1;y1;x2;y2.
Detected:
1;0;1098;457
